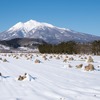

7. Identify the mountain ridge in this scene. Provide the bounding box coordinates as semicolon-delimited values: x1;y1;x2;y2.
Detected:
0;20;100;44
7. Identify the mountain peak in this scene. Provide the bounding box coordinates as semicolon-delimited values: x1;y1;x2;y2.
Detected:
24;19;54;28
27;19;39;23
24;20;42;30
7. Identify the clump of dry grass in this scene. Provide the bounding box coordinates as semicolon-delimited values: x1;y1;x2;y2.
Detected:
42;55;47;58
3;59;8;62
44;57;48;60
26;58;30;60
66;63;72;68
16;57;19;59
35;59;41;63
4;54;7;56
36;54;38;57
0;58;2;60
69;57;74;61
60;55;63;58
86;56;94;63
85;64;95;71
65;56;68;58
0;72;2;76
20;54;23;57
76;64;83;68
8;54;11;57
63;59;67;62
18;73;27;81
56;56;60;59
49;56;52;59
53;55;56;57
84;56;87;59
30;55;33;59
80;57;83;59
68;64;73;68
13;55;17;58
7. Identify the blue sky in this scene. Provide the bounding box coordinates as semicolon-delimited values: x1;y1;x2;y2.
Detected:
0;0;100;36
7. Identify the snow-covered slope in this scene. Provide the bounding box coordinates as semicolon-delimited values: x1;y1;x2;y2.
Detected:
0;53;100;100
0;44;10;50
0;20;100;44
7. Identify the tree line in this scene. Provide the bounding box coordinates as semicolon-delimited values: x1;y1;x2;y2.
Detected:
38;40;100;55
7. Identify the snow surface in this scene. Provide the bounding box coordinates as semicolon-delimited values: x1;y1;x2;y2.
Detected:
0;53;100;100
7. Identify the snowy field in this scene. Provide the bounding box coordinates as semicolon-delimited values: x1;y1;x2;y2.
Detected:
0;53;100;100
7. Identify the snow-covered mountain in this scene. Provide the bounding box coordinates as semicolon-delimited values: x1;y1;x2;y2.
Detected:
0;20;100;44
